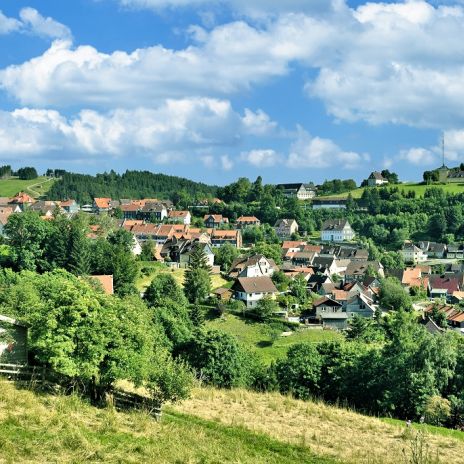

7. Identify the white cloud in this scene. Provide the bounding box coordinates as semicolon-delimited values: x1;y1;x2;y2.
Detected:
241;149;281;167
0;98;264;162
19;8;72;41
287;128;363;169
0;10;21;34
221;155;233;171
399;147;437;166
242;109;277;136
0;14;337;108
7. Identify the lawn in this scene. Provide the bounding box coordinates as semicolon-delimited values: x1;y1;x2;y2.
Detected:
317;182;464;200
137;261;228;292
207;313;342;363
0;176;54;198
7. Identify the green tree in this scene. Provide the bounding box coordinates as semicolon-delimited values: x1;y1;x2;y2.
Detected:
68;219;91;276
184;268;211;304
214;243;240;272
289;274;308;305
379;277;412;311
144;273;187;307
252;296;279;322
188;243;212;272
275;343;323;400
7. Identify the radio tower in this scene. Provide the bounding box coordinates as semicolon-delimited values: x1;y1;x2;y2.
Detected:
442;132;446;168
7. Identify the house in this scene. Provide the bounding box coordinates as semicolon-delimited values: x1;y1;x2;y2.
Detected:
401;241;428;263
211;230;242;248
236;216;261;228
231;277;278;308
321;312;349;330
229;255;278;279
161;237;214;268
367;171;388;187
139;203;168;222
345;293;376;318
312;296;343;318
0;314;28;364
428;275;461;300
337;247;369;262
9;192;35;211
203;214;229;229
276;183;317;200
345;261;384;283
307;274;333;293
93;198;112;214
120;204;140;220
168;210;191;225
312;198;347;209
321;219;355;242
0;207;13;236
91;275;114;295
59;200;79;214
274;219;299;239
292;251;317;267
312;256;338;275
419;242;447;259
447;244;464;260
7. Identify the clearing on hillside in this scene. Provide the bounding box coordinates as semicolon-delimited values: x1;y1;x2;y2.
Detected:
0;177;54;199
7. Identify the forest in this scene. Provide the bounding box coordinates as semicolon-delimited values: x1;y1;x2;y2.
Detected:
46;170;218;204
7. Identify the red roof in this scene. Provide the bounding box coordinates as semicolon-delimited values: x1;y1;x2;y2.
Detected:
94;198;111;209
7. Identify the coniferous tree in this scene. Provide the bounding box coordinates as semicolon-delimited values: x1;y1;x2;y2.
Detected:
68;220;91;276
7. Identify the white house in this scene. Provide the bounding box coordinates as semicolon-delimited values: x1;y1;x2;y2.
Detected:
229;255;278;279
276;183;316;200
321;219;355;242
232;277;278;309
367;171;388;187
401;241;428;263
168;210;191;225
274;219;299;239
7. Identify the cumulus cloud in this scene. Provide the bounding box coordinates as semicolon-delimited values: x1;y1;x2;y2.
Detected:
287;128;364;169
241;149;281;167
4;1;464;130
0;10;21;34
0;99;266;162
399;147;437;166
221;155;233;171
0;8;70;40
19;8;72;41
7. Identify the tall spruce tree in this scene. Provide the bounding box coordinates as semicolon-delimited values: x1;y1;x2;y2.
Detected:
68;220;91;276
184;243;212;304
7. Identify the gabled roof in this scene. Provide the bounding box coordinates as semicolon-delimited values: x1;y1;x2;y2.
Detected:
236;216;260;223
313;296;342;308
429;275;460;294
369;171;386;181
232;277;278;294
211;230;240;238
94;198;112;209
322;219;350;232
168;210;190;218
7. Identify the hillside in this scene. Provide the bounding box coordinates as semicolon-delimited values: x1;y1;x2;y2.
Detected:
318;182;464;199
46;170;218;204
0;177;54;199
3;380;464;464
175;387;464;464
0;381;332;464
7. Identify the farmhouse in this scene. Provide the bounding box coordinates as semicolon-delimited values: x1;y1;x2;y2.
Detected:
367;171;388;187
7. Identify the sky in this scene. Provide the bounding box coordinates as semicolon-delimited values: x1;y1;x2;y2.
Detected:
0;0;463;185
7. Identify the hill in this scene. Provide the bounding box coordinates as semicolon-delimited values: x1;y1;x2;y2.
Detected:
3;380;464;464
46;170;218;204
318;182;464;199
0;381;332;463
0;177;54;199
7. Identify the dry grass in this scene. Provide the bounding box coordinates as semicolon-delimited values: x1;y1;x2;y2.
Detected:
0;380;332;464
174;387;464;464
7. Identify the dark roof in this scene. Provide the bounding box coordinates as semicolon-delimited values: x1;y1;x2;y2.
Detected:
313;296;342;308
277;183;316;191
429;275;460;294
369;171;386;180
322;219;350;232
346;261;382;276
232;277;278;294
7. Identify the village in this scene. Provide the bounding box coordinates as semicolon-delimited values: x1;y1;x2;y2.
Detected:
1;167;464;359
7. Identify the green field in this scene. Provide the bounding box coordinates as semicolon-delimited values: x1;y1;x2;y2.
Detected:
0;177;54;198
207;313;342;363
137;261;228;292
318;182;464;200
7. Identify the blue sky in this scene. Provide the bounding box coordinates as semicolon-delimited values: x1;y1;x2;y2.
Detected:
0;0;462;185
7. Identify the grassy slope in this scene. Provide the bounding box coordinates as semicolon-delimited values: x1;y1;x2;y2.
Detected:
137;261;228;292
0;381;333;464
207;313;342;363
0;177;54;199
175;387;464;464
318;182;464;199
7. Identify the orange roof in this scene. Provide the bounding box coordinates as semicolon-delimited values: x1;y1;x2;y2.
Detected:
212;230;239;237
94;198;111;209
91;275;114;295
402;267;422;287
452;291;464;300
10;192;35;204
449;312;464;323
303;245;322;253
169;210;190;218
332;290;349;301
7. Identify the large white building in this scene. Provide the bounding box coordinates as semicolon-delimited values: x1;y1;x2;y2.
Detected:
401;241;428;263
321;219;355;242
276;183;316;200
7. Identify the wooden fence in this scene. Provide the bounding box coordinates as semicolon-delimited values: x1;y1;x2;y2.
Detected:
0;363;162;419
